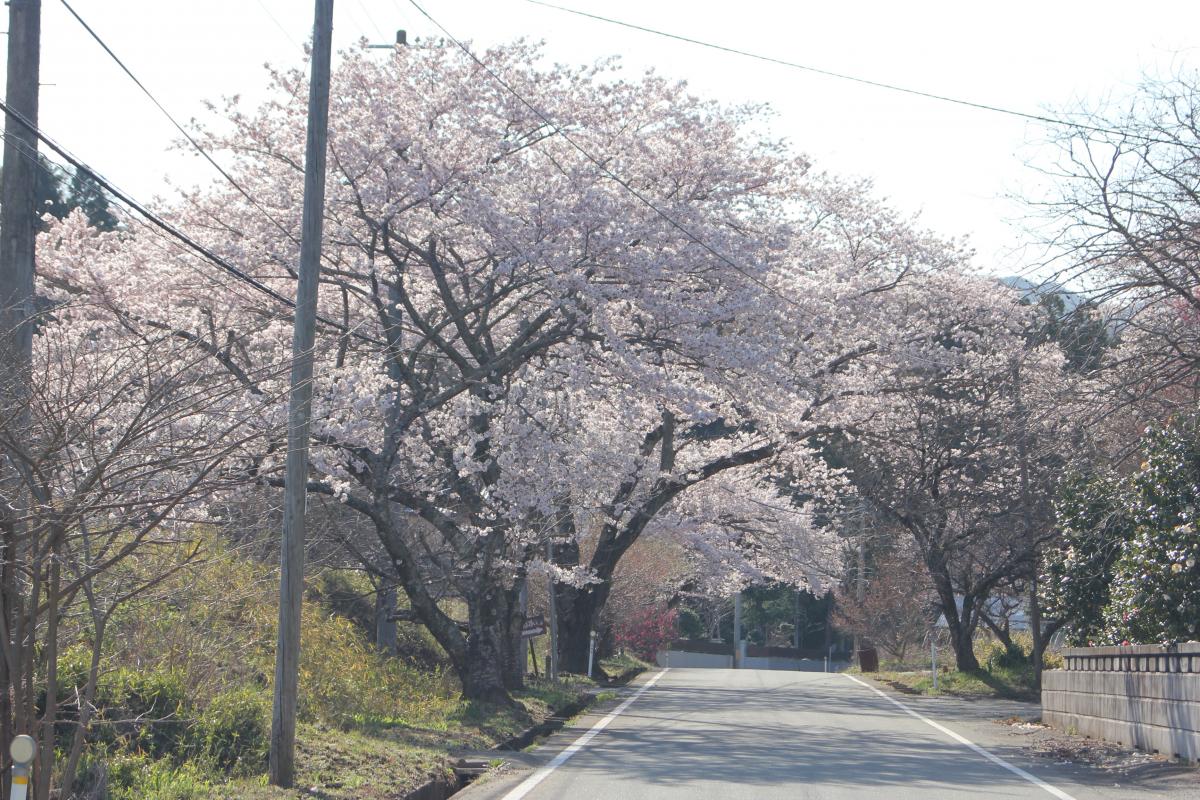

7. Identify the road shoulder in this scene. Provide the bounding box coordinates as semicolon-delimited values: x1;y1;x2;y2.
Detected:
852;672;1200;799
453;669;667;800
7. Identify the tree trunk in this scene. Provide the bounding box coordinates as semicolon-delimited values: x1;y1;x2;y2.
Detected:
925;548;981;672
548;536;591;674
950;619;980;672
940;587;981;673
554;582;596;674
979;610;1017;654
374;583;398;655
463;584;515;704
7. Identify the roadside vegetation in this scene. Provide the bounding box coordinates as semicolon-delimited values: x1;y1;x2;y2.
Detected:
50;532;622;800
860;633;1064;702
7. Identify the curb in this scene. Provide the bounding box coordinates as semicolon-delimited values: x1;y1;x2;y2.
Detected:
401;668;646;800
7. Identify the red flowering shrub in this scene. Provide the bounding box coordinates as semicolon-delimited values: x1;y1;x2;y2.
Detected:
614;606;678;661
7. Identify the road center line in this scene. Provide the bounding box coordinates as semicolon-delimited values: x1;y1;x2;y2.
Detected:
501;668;670;800
843;674;1077;800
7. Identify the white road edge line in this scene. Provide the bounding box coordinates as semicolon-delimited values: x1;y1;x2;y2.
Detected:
501;668;670;800
843;674;1077;800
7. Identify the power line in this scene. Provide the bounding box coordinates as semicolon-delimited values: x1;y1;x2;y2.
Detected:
57;0;306;251
406;0;808;313
353;0;387;39
0;96;383;345
524;0;1178;148
253;0;303;51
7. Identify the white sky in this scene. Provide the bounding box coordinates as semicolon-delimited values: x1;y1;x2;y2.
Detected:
11;0;1200;279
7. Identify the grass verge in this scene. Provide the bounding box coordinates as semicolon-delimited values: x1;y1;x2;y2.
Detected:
864;665;1039;701
218;676;598;799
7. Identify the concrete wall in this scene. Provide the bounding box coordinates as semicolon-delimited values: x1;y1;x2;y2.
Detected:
1042;643;1200;762
655;650;848;671
742;656;834;672
655;650;733;669
743;656;797;670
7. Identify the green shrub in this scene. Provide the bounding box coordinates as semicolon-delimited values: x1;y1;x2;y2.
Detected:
98;667;191;758
105;752;213;800
315;570;376;633
195;686;269;775
298;607;457;728
1046;418;1200;645
57;532;465;788
675;608;704;640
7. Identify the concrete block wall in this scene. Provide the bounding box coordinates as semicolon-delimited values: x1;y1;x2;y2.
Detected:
1042;643;1200;762
655;650;733;669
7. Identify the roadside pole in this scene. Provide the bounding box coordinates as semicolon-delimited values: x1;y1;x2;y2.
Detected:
270;0;334;788
0;2;42;794
853;536;865;666
8;735;34;800
547;542;558;682
733;592;742;668
587;630;596;678
931;638;938;691
0;0;41;374
519;580;529;677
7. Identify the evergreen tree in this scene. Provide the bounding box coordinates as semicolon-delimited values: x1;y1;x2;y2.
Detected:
64;168;118;231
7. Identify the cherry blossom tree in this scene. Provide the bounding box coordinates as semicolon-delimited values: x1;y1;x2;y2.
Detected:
39;40;980;700
834;274;1084;671
38;42;862;700
535;168;969;671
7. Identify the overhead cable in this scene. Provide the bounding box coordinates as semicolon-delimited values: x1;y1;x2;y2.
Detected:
0;97;382;345
57;0;308;250
525;0;1178;148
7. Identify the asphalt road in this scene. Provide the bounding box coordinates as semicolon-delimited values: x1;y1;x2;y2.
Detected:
458;668;1200;800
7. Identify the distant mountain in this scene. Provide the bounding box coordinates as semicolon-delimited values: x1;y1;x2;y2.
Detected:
999;276;1090;313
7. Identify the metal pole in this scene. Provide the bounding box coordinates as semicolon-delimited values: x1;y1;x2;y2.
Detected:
546;542;558;682
587;630;596;679
270;0;334;788
793;588;801;650
932;638;938;691
733;592;742;669
854;535;865;666
518;579;529;678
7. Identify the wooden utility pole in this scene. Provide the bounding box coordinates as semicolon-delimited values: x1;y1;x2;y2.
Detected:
0;0;40;355
0;0;42;790
0;0;41;396
269;0;334;787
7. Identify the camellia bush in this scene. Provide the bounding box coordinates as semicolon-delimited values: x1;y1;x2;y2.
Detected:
1043;416;1200;645
614;606;679;662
